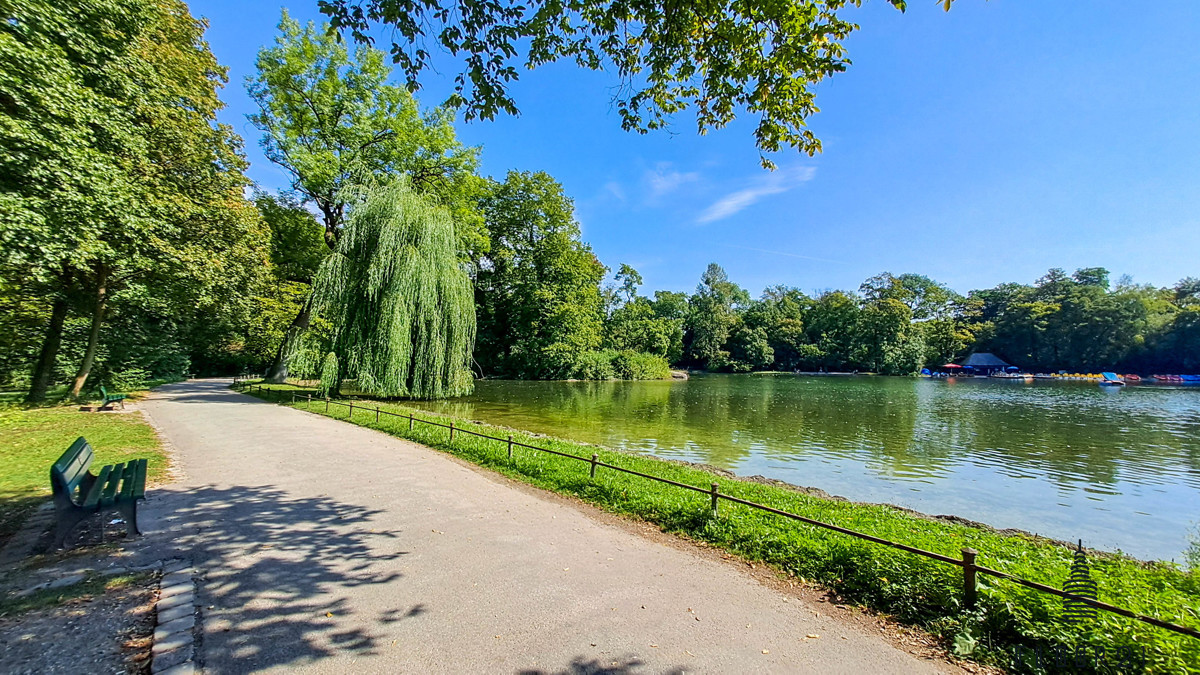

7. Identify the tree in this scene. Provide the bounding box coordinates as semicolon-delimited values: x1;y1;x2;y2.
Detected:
685;263;748;369
249;11;482;382
317;0;942;167
1;0;267;400
249;11;481;244
308;179;475;398
474;171;607;378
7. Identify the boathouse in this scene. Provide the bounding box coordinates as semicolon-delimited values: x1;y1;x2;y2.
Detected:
960;352;1013;376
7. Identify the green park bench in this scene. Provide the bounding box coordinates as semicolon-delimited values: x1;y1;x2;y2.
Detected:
98;385;126;410
50;437;147;549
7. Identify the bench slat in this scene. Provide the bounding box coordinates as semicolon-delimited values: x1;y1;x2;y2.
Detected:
82;464;112;509
131;459;148;500
118;462;137;502
98;462;125;508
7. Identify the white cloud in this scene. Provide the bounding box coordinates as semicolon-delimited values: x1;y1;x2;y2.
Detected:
645;162;700;197
603;181;626;202
697;166;816;224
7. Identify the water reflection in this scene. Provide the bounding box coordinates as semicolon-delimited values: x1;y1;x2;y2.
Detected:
409;375;1200;561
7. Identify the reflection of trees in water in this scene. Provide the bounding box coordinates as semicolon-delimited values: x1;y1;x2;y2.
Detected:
918;383;1200;490
413;377;1200;494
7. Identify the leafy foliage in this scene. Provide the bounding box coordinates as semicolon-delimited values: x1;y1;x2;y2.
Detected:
308;180;475;398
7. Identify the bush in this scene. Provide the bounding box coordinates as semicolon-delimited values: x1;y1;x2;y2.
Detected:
611;350;670;380
567;350;615;380
107;367;152;391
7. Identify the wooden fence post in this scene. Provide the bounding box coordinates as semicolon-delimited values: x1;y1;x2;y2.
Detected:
449;421;455;443
307;394;311;410
590;453;598;479
961;548;978;610
375;406;380;424
348;401;354;419
710;483;720;519
324;398;329;413
408;413;414;431
507;435;513;459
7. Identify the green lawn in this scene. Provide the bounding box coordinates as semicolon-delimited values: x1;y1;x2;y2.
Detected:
243;381;1198;673
0;406;169;546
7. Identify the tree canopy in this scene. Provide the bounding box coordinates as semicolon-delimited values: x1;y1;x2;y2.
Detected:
308;179;475;398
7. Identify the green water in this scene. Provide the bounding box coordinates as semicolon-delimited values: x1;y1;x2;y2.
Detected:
408;374;1200;562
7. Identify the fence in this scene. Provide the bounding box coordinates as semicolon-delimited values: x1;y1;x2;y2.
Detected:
231;378;1199;642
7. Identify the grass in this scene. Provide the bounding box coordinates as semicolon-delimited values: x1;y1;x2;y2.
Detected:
243;381;1198;673
0;404;170;547
0;571;153;618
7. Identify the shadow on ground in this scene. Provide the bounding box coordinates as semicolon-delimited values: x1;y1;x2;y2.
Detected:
147;484;405;671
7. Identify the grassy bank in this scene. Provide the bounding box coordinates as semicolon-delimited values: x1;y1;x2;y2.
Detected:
0;404;170;546
243;382;1198;673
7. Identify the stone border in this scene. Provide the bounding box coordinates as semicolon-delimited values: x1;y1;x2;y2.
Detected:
151;560;198;674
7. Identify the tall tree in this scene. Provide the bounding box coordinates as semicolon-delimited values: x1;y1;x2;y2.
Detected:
0;0;266;400
308;179;475;398
317;0;947;167
475;170;607;378
249;11;482;382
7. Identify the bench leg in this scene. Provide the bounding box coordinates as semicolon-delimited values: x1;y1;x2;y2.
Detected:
53;510;88;549
118;500;140;537
119;399;125;410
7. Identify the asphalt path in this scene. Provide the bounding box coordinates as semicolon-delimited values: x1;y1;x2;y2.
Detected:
137;379;956;674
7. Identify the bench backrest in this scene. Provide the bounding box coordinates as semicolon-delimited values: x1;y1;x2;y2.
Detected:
51;437;93;504
100;385;108;398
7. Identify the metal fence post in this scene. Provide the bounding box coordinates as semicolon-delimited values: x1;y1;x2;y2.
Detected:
590;453;598;479
408;413;414;431
961;548;978;610
507;435;513;459
710;483;720;519
307;394;311;410
375;406;380;424
325;397;329;413
449;421;455;443
348;401;354;419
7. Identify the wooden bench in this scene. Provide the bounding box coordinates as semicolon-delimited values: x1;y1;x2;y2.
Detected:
50;437;147;548
98;385;126;410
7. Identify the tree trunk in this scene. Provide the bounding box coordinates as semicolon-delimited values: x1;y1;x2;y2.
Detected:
69;267;109;400
264;293;312;383
26;292;71;403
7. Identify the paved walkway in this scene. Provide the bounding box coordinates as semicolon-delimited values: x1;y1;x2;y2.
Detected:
137;379;954;674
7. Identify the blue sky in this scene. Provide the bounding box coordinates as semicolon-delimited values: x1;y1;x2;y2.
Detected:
190;0;1200;297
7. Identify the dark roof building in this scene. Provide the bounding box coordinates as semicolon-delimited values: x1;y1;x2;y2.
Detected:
960;352;1012;373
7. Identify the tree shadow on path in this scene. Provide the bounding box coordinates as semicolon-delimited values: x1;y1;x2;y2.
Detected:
146;484;405;672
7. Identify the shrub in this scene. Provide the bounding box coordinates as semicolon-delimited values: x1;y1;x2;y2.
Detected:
611;350;670;379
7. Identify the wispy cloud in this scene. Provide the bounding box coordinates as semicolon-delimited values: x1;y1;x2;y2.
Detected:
697;166;816;224
723;243;844;265
644;162;700;197
603;181;626;203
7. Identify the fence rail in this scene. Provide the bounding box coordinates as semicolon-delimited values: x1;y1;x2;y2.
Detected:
231;378;1200;642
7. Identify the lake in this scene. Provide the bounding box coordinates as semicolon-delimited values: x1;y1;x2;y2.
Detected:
407;374;1200;562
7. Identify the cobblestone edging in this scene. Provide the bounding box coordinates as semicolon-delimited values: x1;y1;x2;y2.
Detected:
151;561;198;674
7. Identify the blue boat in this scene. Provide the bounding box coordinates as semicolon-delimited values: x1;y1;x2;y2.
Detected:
1182;375;1200;383
1099;372;1126;387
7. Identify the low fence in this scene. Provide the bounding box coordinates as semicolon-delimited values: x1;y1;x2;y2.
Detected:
231;378;1199;642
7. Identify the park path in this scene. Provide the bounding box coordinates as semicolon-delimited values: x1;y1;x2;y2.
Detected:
136;379;955;674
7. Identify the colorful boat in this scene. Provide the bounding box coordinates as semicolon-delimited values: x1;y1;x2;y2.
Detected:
1099;372;1125;387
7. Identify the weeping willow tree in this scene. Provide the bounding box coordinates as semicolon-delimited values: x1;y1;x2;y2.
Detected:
305;180;475;398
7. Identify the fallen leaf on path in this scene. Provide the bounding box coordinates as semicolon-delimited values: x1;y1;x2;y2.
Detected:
325;612;333;617
762;649;770;654
806;634;820;639
650;644;658;648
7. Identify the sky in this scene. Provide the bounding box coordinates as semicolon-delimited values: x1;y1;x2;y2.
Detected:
189;0;1200;297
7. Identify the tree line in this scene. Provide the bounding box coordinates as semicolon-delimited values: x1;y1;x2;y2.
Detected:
605;265;1200;376
2;3;1194;405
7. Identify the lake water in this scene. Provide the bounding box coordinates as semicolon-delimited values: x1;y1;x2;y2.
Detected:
408;374;1200;562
